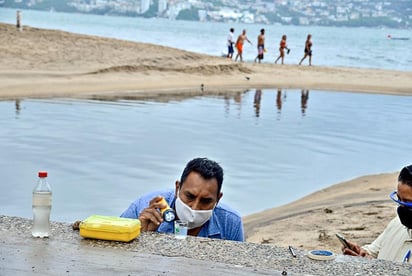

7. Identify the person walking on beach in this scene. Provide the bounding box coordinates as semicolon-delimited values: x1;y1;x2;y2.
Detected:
299;34;313;66
275;34;289;65
121;157;244;242
227;28;235;59
235;29;252;63
254;29;265;63
341;164;412;262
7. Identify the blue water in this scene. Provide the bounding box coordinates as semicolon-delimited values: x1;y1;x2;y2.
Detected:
1;89;412;222
0;7;411;71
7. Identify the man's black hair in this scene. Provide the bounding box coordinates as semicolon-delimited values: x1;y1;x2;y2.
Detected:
398;165;412;186
179;157;224;195
230;28;234;32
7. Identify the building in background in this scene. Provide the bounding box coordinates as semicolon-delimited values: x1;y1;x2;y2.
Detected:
141;0;151;14
158;0;168;15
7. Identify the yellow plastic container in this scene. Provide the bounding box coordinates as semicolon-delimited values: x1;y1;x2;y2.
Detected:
79;215;141;242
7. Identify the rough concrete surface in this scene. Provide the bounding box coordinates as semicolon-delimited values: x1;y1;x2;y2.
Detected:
1;215;411;275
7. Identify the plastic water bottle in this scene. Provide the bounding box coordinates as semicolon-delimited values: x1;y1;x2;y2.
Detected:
32;171;52;238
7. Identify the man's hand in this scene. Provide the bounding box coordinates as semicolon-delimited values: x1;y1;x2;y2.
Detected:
342;240;372;258
138;195;167;232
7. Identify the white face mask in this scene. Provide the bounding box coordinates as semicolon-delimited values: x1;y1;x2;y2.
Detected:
175;193;215;230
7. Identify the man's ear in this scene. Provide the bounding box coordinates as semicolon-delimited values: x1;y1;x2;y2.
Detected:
217;192;223;203
175;180;180;197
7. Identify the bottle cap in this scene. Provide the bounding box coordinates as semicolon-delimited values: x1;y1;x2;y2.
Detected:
38;171;48;177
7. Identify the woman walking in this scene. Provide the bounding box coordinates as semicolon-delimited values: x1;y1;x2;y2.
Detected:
299;34;313;66
274;34;289;64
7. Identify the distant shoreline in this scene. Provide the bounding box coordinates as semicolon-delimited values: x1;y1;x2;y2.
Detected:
1;4;410;29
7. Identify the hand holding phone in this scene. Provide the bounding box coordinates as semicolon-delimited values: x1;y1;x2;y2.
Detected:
336;233;350;249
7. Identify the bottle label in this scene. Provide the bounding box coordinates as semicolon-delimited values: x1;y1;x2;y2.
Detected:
32;192;52;206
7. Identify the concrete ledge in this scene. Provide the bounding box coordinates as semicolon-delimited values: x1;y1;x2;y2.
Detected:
1;215;410;275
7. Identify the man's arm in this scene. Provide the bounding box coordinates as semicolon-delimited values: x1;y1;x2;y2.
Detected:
120;202;139;219
218;206;245;242
342;219;396;258
342;240;373;258
231;221;245;242
121;192;169;232
359;222;389;258
137;195;167;232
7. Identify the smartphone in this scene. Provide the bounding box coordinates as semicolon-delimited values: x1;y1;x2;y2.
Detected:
336;233;350;249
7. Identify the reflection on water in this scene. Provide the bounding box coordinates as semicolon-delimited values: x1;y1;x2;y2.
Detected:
15;99;21;116
234;92;242;103
11;88;311;120
301;89;309;115
253;88;309;118
254;89;262;117
225;88;309;119
276;89;286;114
1;89;411;222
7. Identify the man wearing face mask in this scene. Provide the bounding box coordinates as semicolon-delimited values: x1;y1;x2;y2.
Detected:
342;164;412;262
120;157;244;241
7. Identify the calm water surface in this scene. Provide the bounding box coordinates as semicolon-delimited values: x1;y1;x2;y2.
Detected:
1;89;411;222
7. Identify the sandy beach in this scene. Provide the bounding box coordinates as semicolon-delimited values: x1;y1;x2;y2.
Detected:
1;22;410;252
244;172;399;251
1;23;412;101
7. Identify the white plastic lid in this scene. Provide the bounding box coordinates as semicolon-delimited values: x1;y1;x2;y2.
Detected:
307;250;336;261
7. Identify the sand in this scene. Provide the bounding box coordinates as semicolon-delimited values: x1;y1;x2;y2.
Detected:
1;23;412;101
0;22;409;252
244;172;399;251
